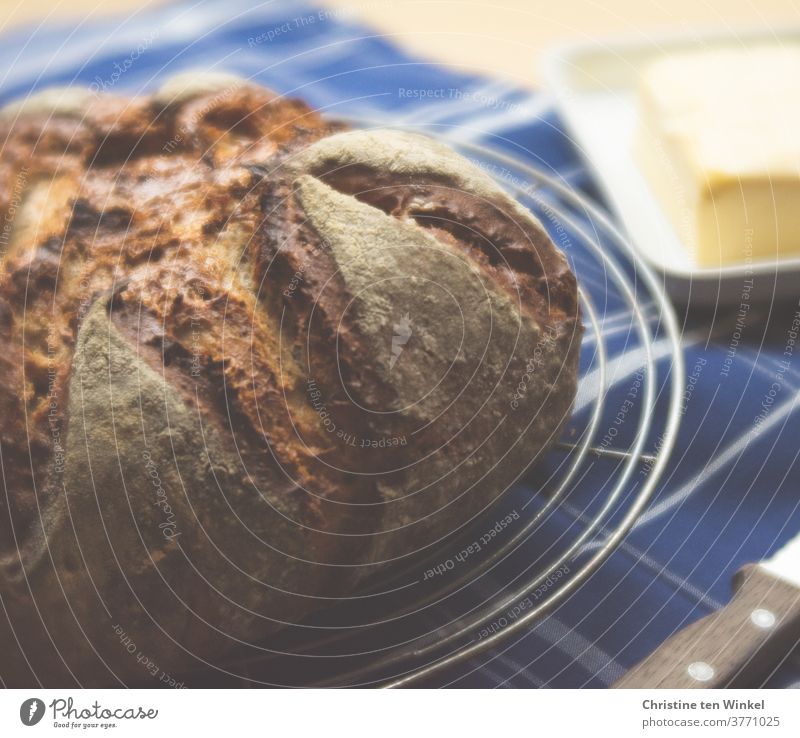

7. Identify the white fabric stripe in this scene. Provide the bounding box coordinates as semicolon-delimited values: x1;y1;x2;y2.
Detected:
446;656;511;688
577;347;800;555
491;656;547;688
443;93;555;144
531;616;623;685
574;330;702;415
633;390;799;529
583;319;647;347
557;492;727;610
264;32;374;72
397;79;515;125
557;162;591;183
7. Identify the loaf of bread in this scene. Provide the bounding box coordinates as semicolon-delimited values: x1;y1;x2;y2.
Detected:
0;74;581;686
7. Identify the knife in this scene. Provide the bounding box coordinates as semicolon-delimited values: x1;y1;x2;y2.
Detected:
613;531;800;688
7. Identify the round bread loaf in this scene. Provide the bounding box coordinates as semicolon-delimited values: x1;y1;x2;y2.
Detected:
0;75;581;685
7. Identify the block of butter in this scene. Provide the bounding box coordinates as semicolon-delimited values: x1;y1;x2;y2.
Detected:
634;46;800;267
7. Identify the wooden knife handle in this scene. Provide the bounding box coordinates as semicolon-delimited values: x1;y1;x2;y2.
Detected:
613;565;800;688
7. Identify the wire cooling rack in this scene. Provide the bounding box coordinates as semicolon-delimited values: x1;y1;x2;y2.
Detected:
182;136;685;689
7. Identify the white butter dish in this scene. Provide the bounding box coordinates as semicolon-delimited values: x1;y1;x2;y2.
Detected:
541;30;800;306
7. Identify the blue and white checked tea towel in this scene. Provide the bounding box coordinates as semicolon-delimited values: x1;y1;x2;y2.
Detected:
1;0;798;688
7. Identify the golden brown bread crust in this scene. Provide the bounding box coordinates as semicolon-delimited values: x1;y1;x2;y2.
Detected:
0;77;581;685
0;80;340;531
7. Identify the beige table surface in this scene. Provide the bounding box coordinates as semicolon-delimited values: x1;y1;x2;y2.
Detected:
1;0;798;85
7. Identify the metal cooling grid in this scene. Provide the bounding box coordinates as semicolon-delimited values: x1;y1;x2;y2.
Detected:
183;137;684;689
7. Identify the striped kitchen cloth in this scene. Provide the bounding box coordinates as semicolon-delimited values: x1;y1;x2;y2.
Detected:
1;0;798;688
